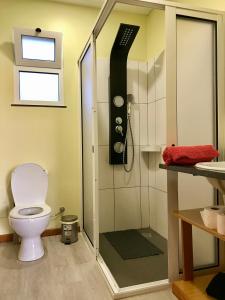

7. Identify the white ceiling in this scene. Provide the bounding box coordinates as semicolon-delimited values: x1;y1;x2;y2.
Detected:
51;0;151;14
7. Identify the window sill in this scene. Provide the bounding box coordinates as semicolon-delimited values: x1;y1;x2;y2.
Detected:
11;104;67;108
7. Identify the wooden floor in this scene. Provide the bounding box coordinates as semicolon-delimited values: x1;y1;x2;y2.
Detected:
0;234;177;300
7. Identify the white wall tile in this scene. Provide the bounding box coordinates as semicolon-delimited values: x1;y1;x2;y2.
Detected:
114;146;140;188
98;146;113;189
149;187;168;239
148;102;156;145
140;104;148;146
155;150;167;192
115;187;141;230
149;153;156;188
127;60;139;103
141;187;149;228
139;62;148;103
97;103;109;145
140;151;149;187
155;50;166;100
156;99;166;145
97;58;109;102
147;58;155;103
127;104;140;146
99;189;114;233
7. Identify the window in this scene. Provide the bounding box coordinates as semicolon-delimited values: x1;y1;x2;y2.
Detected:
14;28;62;68
22;35;55;61
13;28;64;107
14;67;63;106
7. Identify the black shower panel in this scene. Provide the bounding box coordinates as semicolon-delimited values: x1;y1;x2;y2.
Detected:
109;23;139;164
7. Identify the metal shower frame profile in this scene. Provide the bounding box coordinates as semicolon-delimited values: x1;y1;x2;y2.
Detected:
78;0;225;298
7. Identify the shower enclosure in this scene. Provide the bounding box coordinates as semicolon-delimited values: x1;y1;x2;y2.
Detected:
79;0;225;298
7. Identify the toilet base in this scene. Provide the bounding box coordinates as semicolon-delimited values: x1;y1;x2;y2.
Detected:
19;236;44;261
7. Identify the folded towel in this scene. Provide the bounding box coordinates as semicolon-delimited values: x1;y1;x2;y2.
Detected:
163;145;219;166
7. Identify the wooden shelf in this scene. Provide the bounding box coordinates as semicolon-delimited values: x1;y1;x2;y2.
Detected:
159;163;225;180
172;274;215;300
173;208;224;300
174;208;225;242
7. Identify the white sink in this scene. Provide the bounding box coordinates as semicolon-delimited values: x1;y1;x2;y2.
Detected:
195;162;225;196
195;161;225;172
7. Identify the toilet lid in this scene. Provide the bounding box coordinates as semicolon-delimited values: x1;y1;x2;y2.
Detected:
11;163;48;206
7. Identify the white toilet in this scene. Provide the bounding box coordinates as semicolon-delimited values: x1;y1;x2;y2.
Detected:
9;163;51;261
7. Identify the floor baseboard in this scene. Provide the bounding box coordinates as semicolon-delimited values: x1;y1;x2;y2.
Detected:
0;225;80;243
0;228;62;243
0;233;14;243
41;228;61;237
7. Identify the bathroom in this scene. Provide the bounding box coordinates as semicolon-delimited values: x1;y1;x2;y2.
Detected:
81;0;225;298
0;0;225;299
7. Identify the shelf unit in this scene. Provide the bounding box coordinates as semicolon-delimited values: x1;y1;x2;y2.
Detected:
159;163;225;180
172;208;223;299
159;164;225;299
140;145;161;152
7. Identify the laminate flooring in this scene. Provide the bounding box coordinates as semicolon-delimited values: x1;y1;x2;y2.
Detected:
0;234;177;300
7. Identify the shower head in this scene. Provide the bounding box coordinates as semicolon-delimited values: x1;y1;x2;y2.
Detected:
109;24;139;165
111;23;140;56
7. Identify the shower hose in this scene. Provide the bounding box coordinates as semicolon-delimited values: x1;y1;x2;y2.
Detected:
122;113;134;173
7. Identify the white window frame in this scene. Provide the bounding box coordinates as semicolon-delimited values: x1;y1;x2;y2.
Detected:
14;28;62;69
14;66;64;107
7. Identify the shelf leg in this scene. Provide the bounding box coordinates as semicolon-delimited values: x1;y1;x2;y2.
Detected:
181;220;193;281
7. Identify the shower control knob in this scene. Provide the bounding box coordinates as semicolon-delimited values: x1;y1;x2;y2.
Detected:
115;117;122;124
115;125;123;136
114;142;124;154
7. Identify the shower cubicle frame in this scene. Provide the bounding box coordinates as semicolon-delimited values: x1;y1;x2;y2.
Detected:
78;0;225;298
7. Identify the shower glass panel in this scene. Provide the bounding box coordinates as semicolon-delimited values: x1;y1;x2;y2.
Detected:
81;44;95;244
176;17;218;269
96;3;167;288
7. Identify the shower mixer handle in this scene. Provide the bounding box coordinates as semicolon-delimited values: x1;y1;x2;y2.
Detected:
115;125;123;136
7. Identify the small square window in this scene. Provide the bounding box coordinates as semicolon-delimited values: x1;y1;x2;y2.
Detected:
22;35;55;61
14;28;62;69
14;67;63;106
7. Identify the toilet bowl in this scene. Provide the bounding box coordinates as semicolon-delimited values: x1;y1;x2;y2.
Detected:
8;163;51;261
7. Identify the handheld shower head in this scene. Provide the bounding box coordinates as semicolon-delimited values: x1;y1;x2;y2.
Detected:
127;94;134;116
127;94;134;104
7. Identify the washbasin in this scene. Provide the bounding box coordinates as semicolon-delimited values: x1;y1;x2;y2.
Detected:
195;161;225;172
195;162;225;196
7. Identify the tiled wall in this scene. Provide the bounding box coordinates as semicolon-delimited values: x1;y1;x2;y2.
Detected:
147;51;168;239
97;52;167;238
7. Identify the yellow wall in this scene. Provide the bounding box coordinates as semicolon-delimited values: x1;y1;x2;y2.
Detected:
172;0;225;11
0;0;100;233
147;9;165;60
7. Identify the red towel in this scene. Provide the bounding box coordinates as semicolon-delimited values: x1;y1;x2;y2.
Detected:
163;145;219;166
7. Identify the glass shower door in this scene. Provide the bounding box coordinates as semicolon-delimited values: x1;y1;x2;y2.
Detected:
80;39;98;246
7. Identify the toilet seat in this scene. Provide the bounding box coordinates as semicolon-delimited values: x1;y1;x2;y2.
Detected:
9;204;51;219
